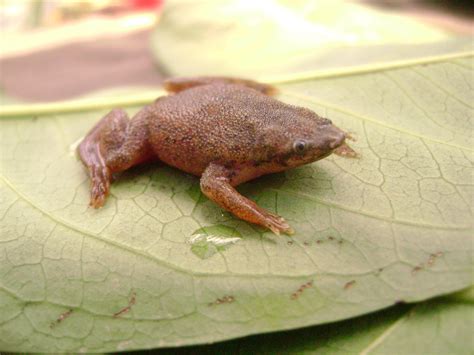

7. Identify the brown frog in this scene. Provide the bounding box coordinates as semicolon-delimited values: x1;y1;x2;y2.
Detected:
78;77;346;235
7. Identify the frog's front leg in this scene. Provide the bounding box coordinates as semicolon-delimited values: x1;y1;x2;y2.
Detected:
78;107;153;208
200;163;294;235
164;76;277;96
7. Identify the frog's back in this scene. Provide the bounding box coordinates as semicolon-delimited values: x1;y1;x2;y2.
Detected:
147;84;282;175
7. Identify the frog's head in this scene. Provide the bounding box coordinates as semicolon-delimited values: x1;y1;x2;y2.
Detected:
264;106;346;168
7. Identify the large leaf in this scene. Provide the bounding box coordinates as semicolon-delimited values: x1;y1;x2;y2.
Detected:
0;52;472;352
151;0;472;78
148;288;474;354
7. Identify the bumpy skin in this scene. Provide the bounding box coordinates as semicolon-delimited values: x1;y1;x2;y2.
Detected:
78;77;346;235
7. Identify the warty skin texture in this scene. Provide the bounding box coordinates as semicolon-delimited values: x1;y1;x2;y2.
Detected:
78;77;346;234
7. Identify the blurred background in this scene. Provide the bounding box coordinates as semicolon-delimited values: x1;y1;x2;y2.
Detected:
0;0;472;102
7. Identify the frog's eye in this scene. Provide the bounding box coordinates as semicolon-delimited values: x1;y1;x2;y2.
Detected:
293;140;307;154
321;118;332;125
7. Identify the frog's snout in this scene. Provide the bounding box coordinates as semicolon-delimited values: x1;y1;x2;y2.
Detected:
329;131;345;149
320;125;345;150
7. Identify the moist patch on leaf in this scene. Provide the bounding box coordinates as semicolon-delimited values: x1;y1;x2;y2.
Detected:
189;225;242;259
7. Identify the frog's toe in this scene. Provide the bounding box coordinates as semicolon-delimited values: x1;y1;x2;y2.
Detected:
89;165;111;208
264;213;294;235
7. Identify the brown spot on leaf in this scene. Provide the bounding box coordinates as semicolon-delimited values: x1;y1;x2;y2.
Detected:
287;241;294;246
411;265;423;275
208;295;235;306
427;251;443;266
344;280;356;290
412;251;443;275
291;280;313;300
113;292;136;318
303;241;310;246
50;309;73;329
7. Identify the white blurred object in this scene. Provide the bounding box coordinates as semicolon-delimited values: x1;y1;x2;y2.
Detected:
0;4;156;58
0;0;119;31
0;0;31;31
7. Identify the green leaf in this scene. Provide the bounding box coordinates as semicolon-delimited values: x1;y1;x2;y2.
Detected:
1;2;473;350
151;0;472;78
1;53;472;352
144;288;473;354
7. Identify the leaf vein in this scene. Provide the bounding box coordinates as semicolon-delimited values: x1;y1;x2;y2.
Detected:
270;188;471;231
281;90;473;152
1;174;401;279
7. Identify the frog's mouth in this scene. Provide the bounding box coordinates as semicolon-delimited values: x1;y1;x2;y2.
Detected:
283;148;332;167
316;150;334;161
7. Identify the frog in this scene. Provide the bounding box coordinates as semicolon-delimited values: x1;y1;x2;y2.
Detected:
77;77;347;235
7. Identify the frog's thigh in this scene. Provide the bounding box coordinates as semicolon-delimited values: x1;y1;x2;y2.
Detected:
78;108;154;208
104;107;154;172
164;76;277;96
78;108;132;208
78;109;128;171
200;163;293;235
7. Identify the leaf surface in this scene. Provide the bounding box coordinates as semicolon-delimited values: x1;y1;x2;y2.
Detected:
145;288;473;354
0;53;472;352
151;0;472;78
1;0;474;350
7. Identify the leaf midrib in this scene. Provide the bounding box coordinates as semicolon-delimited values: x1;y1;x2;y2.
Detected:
0;52;471;118
1;164;470;283
263;51;473;84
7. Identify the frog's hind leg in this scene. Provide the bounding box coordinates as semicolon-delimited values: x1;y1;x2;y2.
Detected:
78;107;153;208
200;163;294;235
164;76;277;96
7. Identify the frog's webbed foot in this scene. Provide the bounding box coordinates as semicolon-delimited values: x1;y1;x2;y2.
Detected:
261;211;294;236
78;108;153;208
200;163;294;235
164;76;277;96
333;142;358;158
331;128;358;158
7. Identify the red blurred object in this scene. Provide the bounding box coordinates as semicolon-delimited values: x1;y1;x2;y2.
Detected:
128;0;163;10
